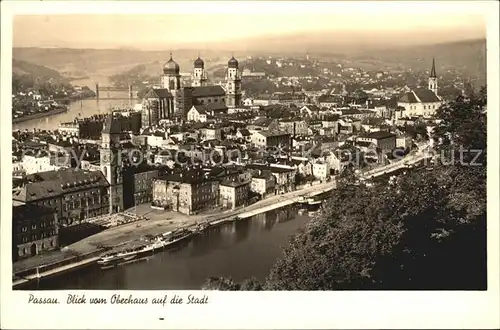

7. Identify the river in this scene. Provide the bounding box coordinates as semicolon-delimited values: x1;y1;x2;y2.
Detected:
21;205;311;290
12;76;136;132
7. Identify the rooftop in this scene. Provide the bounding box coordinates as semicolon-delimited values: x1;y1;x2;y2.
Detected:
220;179;249;188
157;169;216;185
246;163;295;173
102;114;122;135
364;131;396;140
13;204;55;221
192;85;226;98
13;169;108;202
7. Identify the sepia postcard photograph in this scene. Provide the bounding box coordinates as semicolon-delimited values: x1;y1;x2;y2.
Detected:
1;1;499;329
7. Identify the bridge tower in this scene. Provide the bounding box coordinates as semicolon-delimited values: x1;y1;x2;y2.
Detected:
95;83;100;101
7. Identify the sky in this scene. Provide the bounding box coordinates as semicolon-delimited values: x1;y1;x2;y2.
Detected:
11;2;487;50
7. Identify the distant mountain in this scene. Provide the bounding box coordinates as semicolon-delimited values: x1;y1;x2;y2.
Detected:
12;47;233;77
12;37;486;86
363;39;487;84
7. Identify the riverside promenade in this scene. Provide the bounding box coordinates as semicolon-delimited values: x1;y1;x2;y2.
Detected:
13;180;336;288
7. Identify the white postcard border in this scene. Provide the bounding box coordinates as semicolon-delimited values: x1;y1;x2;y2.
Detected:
1;1;499;329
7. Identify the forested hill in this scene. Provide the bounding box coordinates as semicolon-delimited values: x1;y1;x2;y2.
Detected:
13;59;69;82
12;59;72;94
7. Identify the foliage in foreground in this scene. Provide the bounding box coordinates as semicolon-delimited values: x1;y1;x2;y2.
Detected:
202;89;487;291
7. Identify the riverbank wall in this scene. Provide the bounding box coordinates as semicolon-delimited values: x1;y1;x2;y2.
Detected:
13;249;104;288
237;185;334;219
12;108;67;124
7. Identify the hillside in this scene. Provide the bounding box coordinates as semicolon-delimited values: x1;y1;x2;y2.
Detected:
12;38;486;86
360;39;486;83
12;47;234;78
12;59;69;83
12;59;75;95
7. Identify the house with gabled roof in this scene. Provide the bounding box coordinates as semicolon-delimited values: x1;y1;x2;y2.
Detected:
187;105;209;122
300;104;321;117
397;58;444;118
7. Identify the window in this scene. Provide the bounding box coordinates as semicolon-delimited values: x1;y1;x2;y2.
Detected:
32;224;36;230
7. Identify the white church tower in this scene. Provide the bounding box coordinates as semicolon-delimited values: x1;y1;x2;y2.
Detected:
428;57;438;96
192;55;208;87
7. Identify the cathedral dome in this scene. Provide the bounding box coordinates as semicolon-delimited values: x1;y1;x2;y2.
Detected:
164;54;180;74
228;56;239;69
194;56;204;69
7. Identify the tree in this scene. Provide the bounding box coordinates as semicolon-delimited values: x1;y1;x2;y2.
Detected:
434;87;486;164
240;277;263;291
262;87;487;290
414;122;429;141
202;277;240;291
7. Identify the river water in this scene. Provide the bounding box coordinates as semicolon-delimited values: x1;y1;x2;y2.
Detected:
22;205;311;290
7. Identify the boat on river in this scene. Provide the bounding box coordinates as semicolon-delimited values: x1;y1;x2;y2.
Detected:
162;228;193;247
98;229;194;267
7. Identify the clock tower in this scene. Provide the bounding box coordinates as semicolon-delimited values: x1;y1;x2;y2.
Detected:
100;114;123;214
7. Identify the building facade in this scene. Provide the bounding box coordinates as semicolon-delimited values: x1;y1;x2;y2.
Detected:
279;119;310;136
250;170;277;198
219;179;250;210
357;131;397;152
152;171;219;215
12;204;59;261
251;131;291;149
12;169;110;227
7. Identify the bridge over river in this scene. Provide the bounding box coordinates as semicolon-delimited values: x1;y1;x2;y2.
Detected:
94;83;139;101
359;143;433;180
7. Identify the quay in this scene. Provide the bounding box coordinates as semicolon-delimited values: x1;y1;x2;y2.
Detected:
12;108;67;124
12;180;336;288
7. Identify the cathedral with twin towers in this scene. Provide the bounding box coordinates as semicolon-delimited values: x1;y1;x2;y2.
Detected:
141;54;242;127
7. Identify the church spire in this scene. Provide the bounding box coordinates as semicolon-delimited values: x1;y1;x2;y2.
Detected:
430;57;437;78
428;57;438;96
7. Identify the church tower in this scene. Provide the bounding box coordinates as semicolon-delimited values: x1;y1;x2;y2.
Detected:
162;53;181;91
192;55;208;87
100;114;123;214
225;56;242;108
161;53;182;119
428;57;438;96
